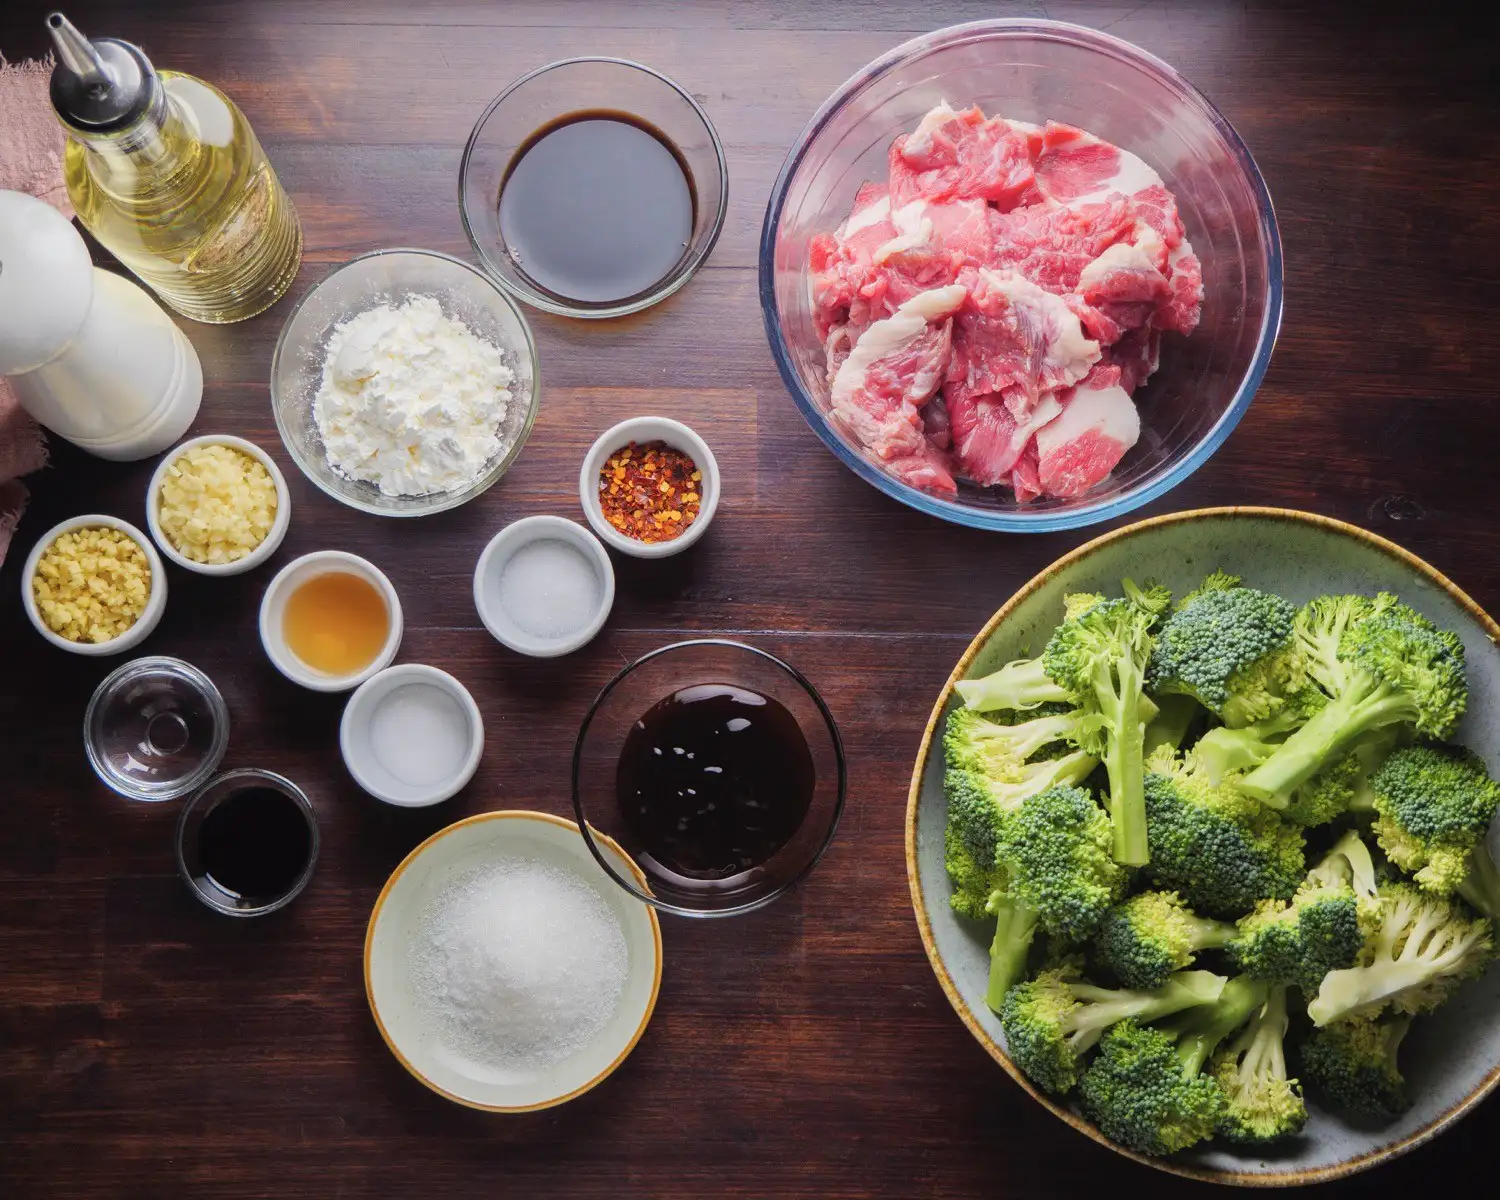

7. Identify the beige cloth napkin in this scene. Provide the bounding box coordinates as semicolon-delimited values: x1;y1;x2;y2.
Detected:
0;53;70;564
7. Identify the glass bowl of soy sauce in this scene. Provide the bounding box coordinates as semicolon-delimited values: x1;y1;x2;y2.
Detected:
572;640;845;917
460;57;728;319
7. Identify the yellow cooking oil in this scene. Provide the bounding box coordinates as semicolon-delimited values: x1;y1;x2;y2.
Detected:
63;71;302;324
282;572;390;677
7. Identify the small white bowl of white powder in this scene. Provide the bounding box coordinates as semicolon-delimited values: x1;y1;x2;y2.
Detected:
365;810;661;1111
473;515;615;657
271;249;538;517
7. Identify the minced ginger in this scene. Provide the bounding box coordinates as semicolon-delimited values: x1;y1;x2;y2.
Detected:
32;526;152;643
157;443;278;564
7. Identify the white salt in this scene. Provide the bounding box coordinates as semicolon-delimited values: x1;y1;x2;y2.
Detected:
410;856;628;1071
369;683;470;788
496;538;601;640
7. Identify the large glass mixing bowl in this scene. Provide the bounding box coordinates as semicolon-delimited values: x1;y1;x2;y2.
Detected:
759;20;1282;532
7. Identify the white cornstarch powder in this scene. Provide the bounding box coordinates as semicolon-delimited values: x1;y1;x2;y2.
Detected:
313;294;515;497
411;857;629;1071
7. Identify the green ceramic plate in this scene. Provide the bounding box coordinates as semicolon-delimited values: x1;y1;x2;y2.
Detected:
905;507;1500;1185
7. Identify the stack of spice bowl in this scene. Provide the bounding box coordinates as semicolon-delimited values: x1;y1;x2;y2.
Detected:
579;417;720;558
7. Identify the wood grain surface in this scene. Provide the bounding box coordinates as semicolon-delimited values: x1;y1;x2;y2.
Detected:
2;2;1497;1196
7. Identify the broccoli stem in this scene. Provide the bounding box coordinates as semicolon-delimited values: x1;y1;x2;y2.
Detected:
1144;693;1201;758
956;657;1073;713
1185;912;1238;952
1458;841;1500;922
985;893;1039;1012
1169;977;1269;1074
1104;655;1149;866
1241;684;1410;802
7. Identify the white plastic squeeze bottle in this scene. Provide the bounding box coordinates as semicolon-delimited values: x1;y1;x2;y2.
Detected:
0;189;202;461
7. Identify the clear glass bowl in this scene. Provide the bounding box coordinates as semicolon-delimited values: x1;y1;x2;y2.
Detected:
460;57;729;319
270;249;539;517
759;19;1283;532
84;656;229;802
572;640;846;918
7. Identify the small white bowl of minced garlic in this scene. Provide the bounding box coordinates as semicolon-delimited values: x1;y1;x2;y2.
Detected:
147;434;291;575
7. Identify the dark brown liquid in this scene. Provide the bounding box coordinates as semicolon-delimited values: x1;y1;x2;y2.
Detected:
498;109;696;305
616;683;815;883
194;787;312;904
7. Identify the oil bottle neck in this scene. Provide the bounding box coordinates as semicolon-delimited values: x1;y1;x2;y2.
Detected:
68;76;201;182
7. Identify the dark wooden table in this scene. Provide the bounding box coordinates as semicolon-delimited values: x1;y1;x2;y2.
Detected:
3;2;1497;1195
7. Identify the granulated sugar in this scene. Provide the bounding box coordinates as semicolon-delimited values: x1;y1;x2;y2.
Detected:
411;856;628;1071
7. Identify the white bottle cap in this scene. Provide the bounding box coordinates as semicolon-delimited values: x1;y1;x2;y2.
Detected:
0;190;94;376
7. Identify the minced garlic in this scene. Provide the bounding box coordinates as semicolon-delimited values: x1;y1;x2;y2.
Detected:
157;443;278;564
32;526;152;643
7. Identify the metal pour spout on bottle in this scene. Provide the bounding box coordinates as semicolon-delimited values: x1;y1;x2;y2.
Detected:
46;12;303;324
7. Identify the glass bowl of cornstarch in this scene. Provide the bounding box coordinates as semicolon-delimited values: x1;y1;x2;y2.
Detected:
364;810;662;1111
272;248;539;517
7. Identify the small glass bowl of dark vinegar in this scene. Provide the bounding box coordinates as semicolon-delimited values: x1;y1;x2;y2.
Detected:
460;57;728;319
573;640;846;917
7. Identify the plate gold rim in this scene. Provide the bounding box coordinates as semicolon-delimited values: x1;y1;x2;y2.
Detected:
903;506;1500;1186
364;808;664;1113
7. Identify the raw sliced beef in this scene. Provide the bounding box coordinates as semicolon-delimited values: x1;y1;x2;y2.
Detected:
827;284;967;493
1034;367;1141;498
809;182;896;338
1034;121;1167;206
987;195;1137;293
889;103;1037;209
1157;245;1204;336
921;394;952;452
1129;184;1186;251
948;390;1063;486
1101;325;1162;394
1010;442;1043;504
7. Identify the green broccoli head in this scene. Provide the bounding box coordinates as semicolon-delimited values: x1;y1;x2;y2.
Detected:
999;959;1226;1096
1307;881;1493;1025
1241;596;1468;802
1298;1013;1413;1120
944;823;1006;920
1042;581;1170;867
1369;744;1500;897
1211;985;1307;1144
1095;890;1237;990
995;784;1127;944
1077;976;1265;1156
1282;728;1400;827
1143;748;1306;918
1147;576;1304;728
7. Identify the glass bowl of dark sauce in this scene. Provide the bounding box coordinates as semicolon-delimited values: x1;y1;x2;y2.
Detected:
461;57;728;319
573;640;845;917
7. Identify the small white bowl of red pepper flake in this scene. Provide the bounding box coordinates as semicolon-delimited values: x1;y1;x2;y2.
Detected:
579;417;720;559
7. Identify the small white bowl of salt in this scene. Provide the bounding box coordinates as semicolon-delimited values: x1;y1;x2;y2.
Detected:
364;810;661;1111
472;515;615;657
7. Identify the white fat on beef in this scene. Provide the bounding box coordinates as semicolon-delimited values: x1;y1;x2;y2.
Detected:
902;102;960;160
1034;375;1141;499
975;268;1100;403
872;200;936;265
840;193;893;240
1078;242;1162;294
830;284;967;409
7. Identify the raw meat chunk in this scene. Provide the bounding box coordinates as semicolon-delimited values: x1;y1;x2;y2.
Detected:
1079;242;1171;306
1034;121;1166;206
889;103;1037;209
987;195;1137;293
948;390;1062;486
1101;326;1162;394
949;268;1100;415
1034;369;1141;498
1010;442;1043;504
1157;246;1204;336
827;285;967;493
1129;184;1186;251
922;395;952;452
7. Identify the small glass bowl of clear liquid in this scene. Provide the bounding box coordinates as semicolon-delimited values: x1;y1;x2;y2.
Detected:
84;656;229;802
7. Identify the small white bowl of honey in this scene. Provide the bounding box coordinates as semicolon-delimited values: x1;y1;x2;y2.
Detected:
259;551;402;692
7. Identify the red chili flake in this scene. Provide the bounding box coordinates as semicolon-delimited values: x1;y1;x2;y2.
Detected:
598;440;701;543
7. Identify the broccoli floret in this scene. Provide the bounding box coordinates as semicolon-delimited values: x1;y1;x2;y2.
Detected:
1142;747;1306;918
1240;595;1468;803
979;784;1129;1010
943;750;1099;877
1077;977;1267;1155
1095;890;1237;989
1306;881;1493;1025
944;824;1007;920
1298;1013;1413;1120
1211;985;1307;1144
1148;575;1305;728
943;705;1104;775
1281;728;1401;827
1229;830;1380;990
1042;581;1172;866
955;654;1075;713
1369;744;1500;912
999;959;1226;1095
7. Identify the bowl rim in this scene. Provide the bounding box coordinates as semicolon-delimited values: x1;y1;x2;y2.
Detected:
21;513;167;656
362;808;664;1112
339;663;485;807
757;18;1285;532
471;514;616;657
257;550;404;692
577;416;722;558
571;637;848;918
459;55;730;320
146;433;292;575
269;247;541;518
83;654;231;803
903;505;1500;1185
